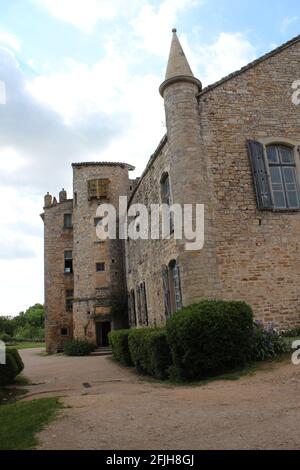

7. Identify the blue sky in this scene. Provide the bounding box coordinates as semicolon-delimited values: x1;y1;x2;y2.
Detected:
0;0;299;315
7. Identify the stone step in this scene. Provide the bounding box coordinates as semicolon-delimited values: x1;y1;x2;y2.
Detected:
91;348;112;357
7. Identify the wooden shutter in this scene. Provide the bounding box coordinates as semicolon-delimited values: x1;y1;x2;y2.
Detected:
162;265;171;318
136;286;142;325
247;140;273;210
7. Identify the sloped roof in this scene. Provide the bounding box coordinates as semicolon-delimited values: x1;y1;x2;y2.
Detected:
199;33;300;96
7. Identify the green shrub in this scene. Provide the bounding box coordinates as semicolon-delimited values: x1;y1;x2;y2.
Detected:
128;329;150;374
280;327;300;338
0;351;20;385
128;328;172;379
250;322;288;361
8;349;24;374
166;300;254;381
64;339;95;356
146;329;172;379
108;329;132;366
0;333;13;343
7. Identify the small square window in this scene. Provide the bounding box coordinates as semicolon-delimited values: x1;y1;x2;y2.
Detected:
61;328;68;336
96;262;105;272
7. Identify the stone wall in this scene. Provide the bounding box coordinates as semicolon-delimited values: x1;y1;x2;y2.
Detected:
72;164;131;343
199;39;300;328
43;199;74;353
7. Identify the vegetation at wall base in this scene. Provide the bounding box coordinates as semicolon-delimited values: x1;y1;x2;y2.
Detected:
250;321;289;361
0;349;24;385
64;339;95;356
108;329;132;366
166;300;254;381
0;397;62;450
109;300;294;383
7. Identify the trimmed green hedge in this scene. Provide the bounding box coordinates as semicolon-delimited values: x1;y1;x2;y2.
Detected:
0;349;24;385
128;328;172;379
108;329;132;366
64;339;95;356
166;300;254;381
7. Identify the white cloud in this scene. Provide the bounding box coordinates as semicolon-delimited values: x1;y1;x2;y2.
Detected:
0;32;21;52
280;16;298;34
131;0;199;57
32;0;142;32
192;32;257;86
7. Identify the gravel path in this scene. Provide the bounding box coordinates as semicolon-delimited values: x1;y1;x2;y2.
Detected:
19;348;300;450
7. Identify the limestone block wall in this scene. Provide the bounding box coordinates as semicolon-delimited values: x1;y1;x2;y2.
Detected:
199;40;300;327
43;199;74;353
72;163;131;342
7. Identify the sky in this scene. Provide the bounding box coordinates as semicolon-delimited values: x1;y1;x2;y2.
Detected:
0;0;299;316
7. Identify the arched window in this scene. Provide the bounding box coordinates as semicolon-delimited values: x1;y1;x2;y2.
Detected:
160;173;171;206
266;144;300;209
162;260;182;318
160;172;174;234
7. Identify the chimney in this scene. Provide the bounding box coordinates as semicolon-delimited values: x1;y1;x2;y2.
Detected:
44;192;52;208
59;188;67;203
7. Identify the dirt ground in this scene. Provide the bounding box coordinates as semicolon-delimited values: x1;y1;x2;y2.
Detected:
19;348;300;450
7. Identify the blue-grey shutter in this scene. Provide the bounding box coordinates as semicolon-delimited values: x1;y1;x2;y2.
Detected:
247;140;273;210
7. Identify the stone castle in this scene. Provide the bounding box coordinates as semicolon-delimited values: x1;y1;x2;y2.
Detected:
42;30;300;353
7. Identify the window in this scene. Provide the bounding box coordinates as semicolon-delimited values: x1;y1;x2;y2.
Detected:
88;179;109;200
248;140;300;210
128;289;137;326
160;172;174;232
64;213;72;228
66;289;74;312
162;260;182;318
61;328;68;336
64;251;73;273
74;192;77;206
267;145;300;209
96;262;105;272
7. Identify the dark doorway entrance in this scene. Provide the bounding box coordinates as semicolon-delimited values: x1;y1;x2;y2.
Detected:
96;322;111;347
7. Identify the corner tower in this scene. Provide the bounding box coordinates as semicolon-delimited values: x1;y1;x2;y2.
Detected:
159;29;220;304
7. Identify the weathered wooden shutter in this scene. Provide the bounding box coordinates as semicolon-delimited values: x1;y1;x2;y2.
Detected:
141;283;148;326
136;285;142;325
247;140;273;210
162;265;171;318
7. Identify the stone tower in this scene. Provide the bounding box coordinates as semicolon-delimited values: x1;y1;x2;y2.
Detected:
159;29;220;304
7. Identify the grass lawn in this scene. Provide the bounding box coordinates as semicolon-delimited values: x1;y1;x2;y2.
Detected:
0;397;62;450
7;342;45;350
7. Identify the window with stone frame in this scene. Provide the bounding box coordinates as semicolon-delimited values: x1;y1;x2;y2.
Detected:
162;260;182;318
88;179;109;200
160;172;174;233
61;328;68;336
66;289;74;312
248;141;300;210
64;213;73;229
64;251;73;273
96;262;105;272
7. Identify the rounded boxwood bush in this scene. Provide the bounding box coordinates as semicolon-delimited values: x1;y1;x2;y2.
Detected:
108;329;132;366
0;351;20;385
64;339;95;356
128;328;172;379
166;300;254;381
